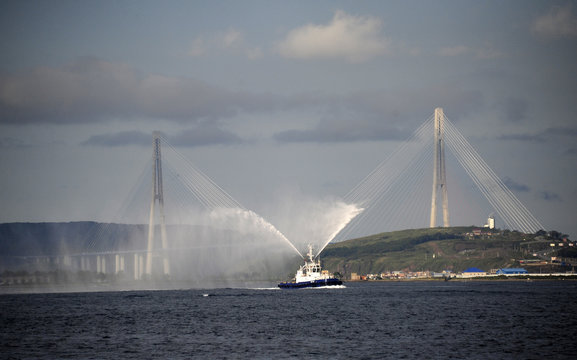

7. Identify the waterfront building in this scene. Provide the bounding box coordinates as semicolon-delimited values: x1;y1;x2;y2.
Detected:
460;267;487;278
496;268;528;275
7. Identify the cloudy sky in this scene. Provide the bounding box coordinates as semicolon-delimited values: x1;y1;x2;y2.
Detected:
1;0;576;237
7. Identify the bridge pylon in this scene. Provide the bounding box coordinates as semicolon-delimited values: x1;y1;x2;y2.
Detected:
145;131;170;277
430;107;450;227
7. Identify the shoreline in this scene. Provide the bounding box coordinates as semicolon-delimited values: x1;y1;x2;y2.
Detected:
348;274;577;282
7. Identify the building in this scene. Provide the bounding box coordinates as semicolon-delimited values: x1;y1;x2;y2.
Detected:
484;215;495;229
460;267;487;277
496;268;528;275
432;270;454;278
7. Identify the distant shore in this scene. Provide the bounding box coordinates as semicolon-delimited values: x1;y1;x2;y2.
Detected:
347;274;577;282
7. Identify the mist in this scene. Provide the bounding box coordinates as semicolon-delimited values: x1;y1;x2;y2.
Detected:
0;194;364;292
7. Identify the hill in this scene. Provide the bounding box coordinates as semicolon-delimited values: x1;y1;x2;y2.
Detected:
322;227;572;275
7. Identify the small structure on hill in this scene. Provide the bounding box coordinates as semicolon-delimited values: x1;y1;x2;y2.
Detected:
484;215;495;229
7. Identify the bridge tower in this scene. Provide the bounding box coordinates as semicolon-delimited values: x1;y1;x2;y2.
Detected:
145;132;170;277
430;107;450;227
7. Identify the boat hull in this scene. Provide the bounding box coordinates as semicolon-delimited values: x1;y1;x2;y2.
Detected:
278;278;342;289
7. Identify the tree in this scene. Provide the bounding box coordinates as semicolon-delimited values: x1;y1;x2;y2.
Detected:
535;229;547;237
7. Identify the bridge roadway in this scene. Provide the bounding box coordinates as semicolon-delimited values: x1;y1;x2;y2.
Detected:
3;242;277;279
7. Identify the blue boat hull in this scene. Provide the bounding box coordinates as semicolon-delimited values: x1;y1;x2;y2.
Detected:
278;278;342;289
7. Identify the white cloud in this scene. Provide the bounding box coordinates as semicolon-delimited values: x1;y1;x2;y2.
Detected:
187;29;260;59
533;4;577;38
276;10;390;63
222;29;243;48
188;37;206;57
437;44;504;59
475;45;505;59
438;46;469;57
245;47;263;60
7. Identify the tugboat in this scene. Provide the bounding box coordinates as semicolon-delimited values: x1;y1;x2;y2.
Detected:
278;244;343;289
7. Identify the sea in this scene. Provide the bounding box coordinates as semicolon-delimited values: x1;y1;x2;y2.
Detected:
1;281;577;359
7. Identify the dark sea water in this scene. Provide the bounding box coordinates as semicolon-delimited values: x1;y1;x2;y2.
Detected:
2;281;577;359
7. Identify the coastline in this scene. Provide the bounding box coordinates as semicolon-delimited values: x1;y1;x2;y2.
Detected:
347;274;577;282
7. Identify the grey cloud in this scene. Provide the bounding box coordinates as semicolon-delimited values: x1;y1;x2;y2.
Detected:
347;88;485;130
274;98;412;143
542;127;577;137
169;123;242;147
274;87;485;144
499;97;528;123
0;137;31;148
502;178;562;204
539;191;562;202
1;58;489;148
82;124;241;148
503;177;530;193
82;131;152;147
0;58;276;125
533;4;577;38
497;133;546;143
498;126;577;143
441;89;486;121
275;123;408;143
437;45;505;59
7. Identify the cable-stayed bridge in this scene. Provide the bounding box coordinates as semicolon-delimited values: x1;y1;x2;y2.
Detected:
334;107;544;241
5;108;544;281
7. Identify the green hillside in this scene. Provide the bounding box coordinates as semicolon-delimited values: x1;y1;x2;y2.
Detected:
322;227;570;276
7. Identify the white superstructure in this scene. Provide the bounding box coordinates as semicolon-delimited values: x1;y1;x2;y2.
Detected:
294;245;332;283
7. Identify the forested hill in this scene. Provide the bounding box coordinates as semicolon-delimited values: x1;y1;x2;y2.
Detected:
322;227;574;275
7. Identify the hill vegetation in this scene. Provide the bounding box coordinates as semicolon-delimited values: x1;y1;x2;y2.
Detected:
322;227;572;276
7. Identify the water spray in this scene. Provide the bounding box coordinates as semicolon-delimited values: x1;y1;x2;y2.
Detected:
209;207;303;258
315;204;364;258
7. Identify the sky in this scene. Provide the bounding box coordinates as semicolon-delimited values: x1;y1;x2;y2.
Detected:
0;0;576;237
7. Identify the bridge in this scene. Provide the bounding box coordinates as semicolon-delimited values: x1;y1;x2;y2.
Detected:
2;108;544;282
